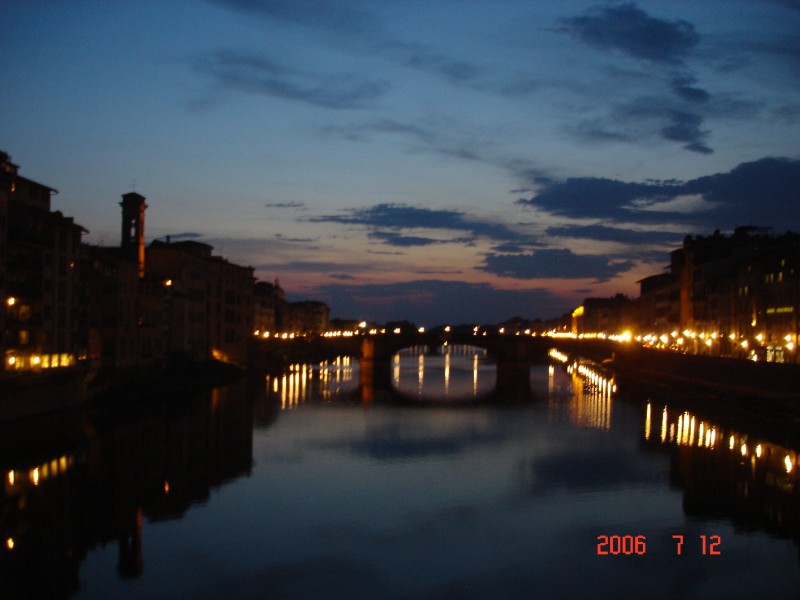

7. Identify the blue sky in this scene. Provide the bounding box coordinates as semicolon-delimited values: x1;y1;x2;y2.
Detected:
3;0;800;325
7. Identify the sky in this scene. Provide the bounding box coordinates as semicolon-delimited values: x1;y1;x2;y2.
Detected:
3;0;800;326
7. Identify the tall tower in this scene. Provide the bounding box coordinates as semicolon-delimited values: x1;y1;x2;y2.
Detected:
120;192;147;278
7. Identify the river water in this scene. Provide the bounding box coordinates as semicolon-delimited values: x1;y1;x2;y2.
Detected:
3;345;799;598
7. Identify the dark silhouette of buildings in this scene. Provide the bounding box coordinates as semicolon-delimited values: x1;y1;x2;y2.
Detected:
253;279;330;337
573;227;800;362
0;150;329;386
1;151;85;374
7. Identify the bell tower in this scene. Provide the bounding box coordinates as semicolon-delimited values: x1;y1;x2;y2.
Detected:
120;192;147;278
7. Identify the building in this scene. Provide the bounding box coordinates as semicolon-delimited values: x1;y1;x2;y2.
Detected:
253;279;285;336
633;227;800;362
147;240;254;364
82;246;165;378
1;152;86;374
253;280;330;337
637;272;679;335
571;294;634;337
282;300;330;335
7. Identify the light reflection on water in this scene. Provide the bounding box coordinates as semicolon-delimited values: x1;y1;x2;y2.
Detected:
5;353;800;598
392;344;495;400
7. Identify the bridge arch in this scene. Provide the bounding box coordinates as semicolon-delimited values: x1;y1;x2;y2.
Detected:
250;332;565;403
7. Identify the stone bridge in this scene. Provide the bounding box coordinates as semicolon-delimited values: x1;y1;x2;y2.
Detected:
250;331;618;402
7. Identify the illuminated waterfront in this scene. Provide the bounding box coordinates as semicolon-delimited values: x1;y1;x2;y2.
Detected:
2;350;799;598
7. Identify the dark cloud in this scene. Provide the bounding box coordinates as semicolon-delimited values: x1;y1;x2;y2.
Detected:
481;249;634;282
208;0;376;35
369;231;441;247
519;157;800;232
274;234;316;243
670;75;710;103
321;119;489;169
310;203;530;245
776;104;800;121
317;280;565;323
378;40;480;85
192;49;388;109
162;232;203;240
560;3;699;65
659;110;712;154
265;201;305;209
491;242;530;254
546;225;683;246
518;177;674;220
210;0;482;88
254;260;364;274
569;98;714;153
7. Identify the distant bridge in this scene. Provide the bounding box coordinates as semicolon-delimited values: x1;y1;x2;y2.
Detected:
250;332;618;402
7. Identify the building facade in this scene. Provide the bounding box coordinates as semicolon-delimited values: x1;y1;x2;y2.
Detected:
630;228;800;362
1;152;86;374
147;240;254;365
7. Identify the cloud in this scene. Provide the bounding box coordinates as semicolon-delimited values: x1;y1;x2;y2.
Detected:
274;234;316;243
560;3;700;65
316;280;566;323
545;225;683;246
369;231;442;247
310;203;531;245
192;49;388;109
208;0;376;35
254;260;365;274
481;249;634;282
518;177;672;220
519;157;800;232
669;75;710;103
265;201;305;209
380;40;479;85
570;97;714;154
321;118;492;170
161;232;203;240
210;0;482;88
659;110;712;154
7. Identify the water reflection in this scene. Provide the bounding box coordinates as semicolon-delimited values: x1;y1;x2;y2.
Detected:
0;382;255;599
645;401;800;539
546;352;616;431
393;344;495;401
265;356;359;409
262;346;498;406
4;356;800;598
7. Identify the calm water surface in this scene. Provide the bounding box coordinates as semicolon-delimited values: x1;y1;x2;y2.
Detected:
3;346;800;598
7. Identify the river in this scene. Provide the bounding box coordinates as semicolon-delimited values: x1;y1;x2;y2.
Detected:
2;345;799;598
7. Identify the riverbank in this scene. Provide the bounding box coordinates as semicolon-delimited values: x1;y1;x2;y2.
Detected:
0;358;246;424
602;346;800;447
86;358;246;407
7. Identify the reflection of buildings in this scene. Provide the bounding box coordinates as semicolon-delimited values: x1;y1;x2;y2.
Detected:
645;402;800;548
0;381;255;598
